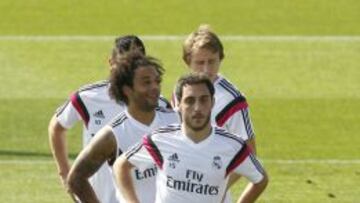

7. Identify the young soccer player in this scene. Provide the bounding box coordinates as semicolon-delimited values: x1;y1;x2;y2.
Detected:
48;36;171;203
114;73;268;203
172;25;256;152
66;52;179;203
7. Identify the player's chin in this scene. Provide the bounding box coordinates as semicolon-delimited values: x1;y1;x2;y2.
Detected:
145;95;157;102
190;123;207;132
192;119;206;127
147;95;159;104
147;100;159;109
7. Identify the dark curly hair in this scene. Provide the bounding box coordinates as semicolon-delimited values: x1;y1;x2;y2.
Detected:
111;35;146;60
109;52;164;104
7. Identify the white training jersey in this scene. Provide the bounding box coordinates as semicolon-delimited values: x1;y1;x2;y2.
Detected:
126;125;265;203
171;75;255;141
110;108;180;203
55;80;172;203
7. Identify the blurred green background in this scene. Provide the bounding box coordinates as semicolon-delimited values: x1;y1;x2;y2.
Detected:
0;0;359;202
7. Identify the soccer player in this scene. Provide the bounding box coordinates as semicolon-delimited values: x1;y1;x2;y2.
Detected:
171;25;256;152
114;73;268;203
66;52;180;203
48;35;171;203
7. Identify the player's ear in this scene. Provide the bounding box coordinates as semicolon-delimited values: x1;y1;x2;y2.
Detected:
184;55;192;66
177;101;183;114
122;85;132;98
108;57;116;70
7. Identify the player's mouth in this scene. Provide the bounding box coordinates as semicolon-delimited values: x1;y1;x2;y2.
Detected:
192;114;205;120
146;92;160;102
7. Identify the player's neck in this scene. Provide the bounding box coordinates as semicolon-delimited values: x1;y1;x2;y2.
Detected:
212;74;220;83
182;124;212;143
127;106;155;126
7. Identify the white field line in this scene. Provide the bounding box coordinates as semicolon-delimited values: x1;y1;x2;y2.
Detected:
0;35;360;42
262;159;360;164
0;159;359;165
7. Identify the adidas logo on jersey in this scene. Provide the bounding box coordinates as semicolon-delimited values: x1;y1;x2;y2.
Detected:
93;110;105;119
168;153;180;169
168;153;180;162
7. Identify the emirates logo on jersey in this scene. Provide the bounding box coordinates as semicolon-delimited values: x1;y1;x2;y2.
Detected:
212;156;222;169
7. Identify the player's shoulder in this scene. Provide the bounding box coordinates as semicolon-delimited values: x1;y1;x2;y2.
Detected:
155;106;179;116
158;95;172;109
149;124;181;141
213;127;246;146
109;111;128;128
155;106;175;113
156;107;180;124
77;80;109;94
70;80;112;105
153;124;181;134
215;76;246;100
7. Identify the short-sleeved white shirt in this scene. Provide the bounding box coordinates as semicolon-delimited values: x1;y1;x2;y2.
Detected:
126;125;265;203
110;108;180;203
172;75;255;141
55;80;172;203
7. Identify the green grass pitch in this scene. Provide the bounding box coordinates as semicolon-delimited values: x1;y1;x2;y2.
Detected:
0;0;359;202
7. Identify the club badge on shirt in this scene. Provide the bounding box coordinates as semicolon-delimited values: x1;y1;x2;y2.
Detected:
212;156;222;169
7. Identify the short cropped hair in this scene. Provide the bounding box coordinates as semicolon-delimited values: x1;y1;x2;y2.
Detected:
175;73;215;103
109;52;164;104
111;35;146;60
183;24;224;65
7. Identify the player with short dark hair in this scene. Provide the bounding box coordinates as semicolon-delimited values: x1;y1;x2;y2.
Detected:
114;73;268;203
172;26;259;202
175;73;215;103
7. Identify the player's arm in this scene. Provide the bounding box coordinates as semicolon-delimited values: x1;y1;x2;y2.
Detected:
241;106;257;154
67;126;117;203
113;155;140;203
226;107;257;154
48;114;71;186
113;137;155;203
232;148;268;203
245;138;256;155
235;173;268;203
227;173;241;189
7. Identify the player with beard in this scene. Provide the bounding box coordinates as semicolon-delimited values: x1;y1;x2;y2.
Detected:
66;53;179;203
171;25;259;202
114;73;268;203
48;35;171;203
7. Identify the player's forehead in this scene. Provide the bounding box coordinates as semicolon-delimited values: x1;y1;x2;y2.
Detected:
133;65;160;80
191;47;219;60
182;83;211;98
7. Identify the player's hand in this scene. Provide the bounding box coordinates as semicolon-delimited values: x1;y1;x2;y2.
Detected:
69;193;81;203
65;180;81;203
59;171;69;188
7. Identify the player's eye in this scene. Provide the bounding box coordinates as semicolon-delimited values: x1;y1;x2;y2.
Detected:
142;80;151;85
184;97;195;105
200;96;210;104
209;59;216;65
156;78;162;84
195;60;204;65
